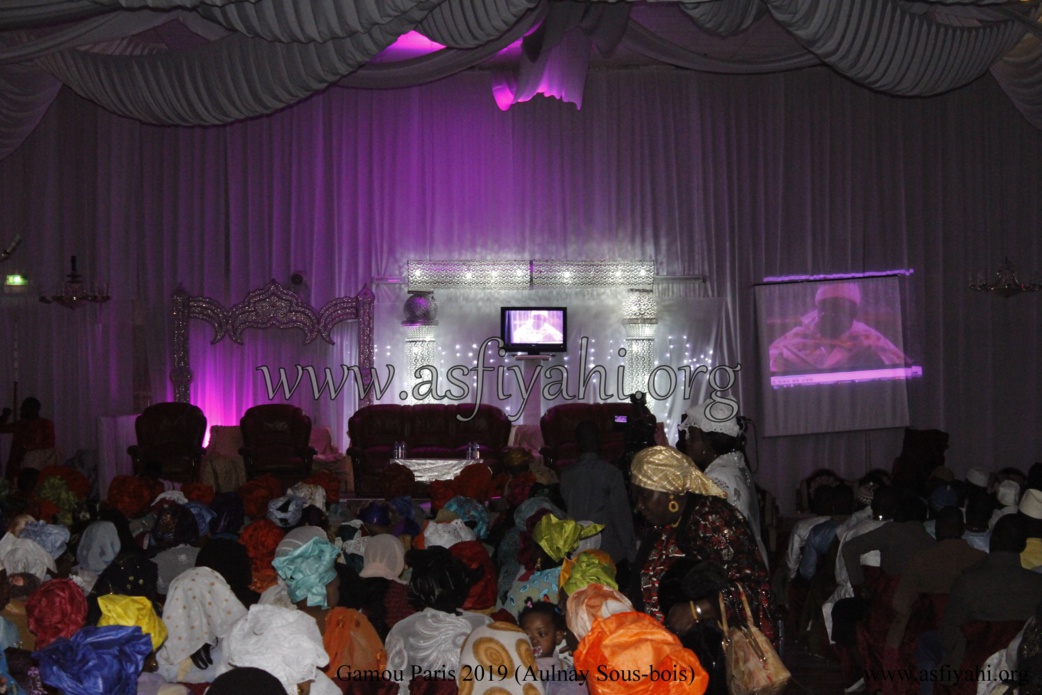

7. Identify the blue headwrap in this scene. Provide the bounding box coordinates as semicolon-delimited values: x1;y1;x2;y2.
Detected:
267;495;305;529
271;536;339;608
183;502;216;537
36;625;152;695
443;496;490;540
389;496;421;537
20;521;70;559
0;647;20;695
0;616;20;651
358;500;391;526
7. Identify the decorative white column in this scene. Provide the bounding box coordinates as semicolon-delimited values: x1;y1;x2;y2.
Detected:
622;289;657;396
402;291;438;402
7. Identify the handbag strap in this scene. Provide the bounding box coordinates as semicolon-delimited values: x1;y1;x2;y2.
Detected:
738;585;756;625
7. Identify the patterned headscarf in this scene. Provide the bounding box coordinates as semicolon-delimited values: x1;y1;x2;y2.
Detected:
385;609;492;694
267;495;306;529
36;625;153;695
423;518;477;550
26;578;88;649
505;567;561;615
150;503;198;550
271;536;339;608
157;567;246;668
630;446;726;497
457;622;544;695
97;595;167;652
218;604;329;694
443;497;490;540
286;482;326;511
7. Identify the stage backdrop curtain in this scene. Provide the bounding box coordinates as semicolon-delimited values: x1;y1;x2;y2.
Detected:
0;68;1040;510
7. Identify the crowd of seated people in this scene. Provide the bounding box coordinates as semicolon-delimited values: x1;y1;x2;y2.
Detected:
0;402;786;695
0;396;1039;695
781;462;1042;695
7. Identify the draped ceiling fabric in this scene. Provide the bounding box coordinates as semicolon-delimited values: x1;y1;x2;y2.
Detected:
0;0;1041;152
1;1;1042;510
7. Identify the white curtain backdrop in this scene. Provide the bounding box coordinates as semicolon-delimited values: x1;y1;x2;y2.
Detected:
1;66;1040;510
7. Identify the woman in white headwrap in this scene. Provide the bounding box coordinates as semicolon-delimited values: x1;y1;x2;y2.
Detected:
156;566;246;683
385;546;491;694
385;609;492;695
219;603;340;695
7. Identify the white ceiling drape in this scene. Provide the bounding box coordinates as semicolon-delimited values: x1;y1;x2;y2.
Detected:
1;1;1041;159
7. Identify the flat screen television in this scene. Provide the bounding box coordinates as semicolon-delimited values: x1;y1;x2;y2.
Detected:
501;307;567;354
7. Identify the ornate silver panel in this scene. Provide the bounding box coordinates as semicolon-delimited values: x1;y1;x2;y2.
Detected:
171;281;376;405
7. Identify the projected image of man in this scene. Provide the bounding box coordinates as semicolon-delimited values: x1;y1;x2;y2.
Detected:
768;283;909;373
512;311;563;344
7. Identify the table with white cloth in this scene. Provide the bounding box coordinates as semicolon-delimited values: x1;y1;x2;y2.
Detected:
394;458;472;483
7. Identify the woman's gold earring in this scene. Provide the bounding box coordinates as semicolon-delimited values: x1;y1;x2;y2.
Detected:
667;495;680;513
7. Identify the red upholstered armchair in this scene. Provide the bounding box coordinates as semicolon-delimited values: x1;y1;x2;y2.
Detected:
239;404;315;489
127;402;207;483
538;402;640;471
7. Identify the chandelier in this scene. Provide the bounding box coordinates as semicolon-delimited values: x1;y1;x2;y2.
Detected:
969;257;1041;298
39;256;110;309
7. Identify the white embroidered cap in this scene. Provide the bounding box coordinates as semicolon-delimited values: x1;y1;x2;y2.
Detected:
996;480;1021;508
1018;488;1042;520
966;467;990;488
684;400;741;438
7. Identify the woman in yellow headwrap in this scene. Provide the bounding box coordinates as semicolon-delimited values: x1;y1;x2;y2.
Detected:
629;446;778;694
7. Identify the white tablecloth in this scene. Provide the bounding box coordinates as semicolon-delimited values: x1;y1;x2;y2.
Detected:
395;458;471;483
